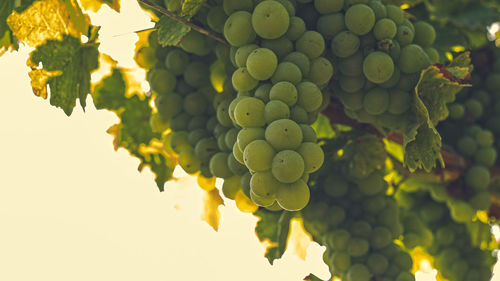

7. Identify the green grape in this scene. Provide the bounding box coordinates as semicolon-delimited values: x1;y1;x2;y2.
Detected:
234;97;266;128
435;226;455;245
385;5;404;25
150;69;176;94
179;30;211;55
368;0;386;19
170;112;191;131
188;129;210;146
448;200;475;223
297;142;324;173
396;25;414;46
347;238;369;257
178;148;201;174
363;87;389;115
448;103;465;119
296;82;322;112
218;133;229;152
474;147;497;167
393;251;412;271
398;44;432;74
135;46;157;69
235;44;259;67
345;4;375;35
269;81;298;106
169;131;190;154
470;191;492;210
209;152;233;178
271;62;303;85
227;153;247;175
424;47;439;63
363;51;394;83
486;73;500;91
413;21;436;47
338;90;364;111
284;52;311;77
373;19;397;40
155;93;183;120
237;127;266;151
164;0;181;11
232;67;258;92
295;31;326;59
290;105;309;123
216;99;233;127
379;66;401;88
388;89;411;115
395;272;414;281
223;0;253;15
254;83;272;103
367;253;389;275
276;179;310;211
308;57;333;86
331;31;360;58
285;16;306;41
316;13;345;39
370;226;392;249
389;39;401;60
251;190;276;207
250;171;281;198
187;116;207;131
165;49;189;75
194;137;218;162
357;171;386;195
338;51;363;76
261;37;294;60
264;100;291;124
340;75;365;93
224;11;256;47
233;142;245;164
265;119;303;150
224;128;239;149
314;0;343;14
183;92;207;115
300;124;317;143
213;124;229;138
330;229;351;251
457;136;477;157
243;140;276;172
274;0;295;16
222;175;242;199
240;171;252;197
246;48;278;80
331;251;351;273
465;165;490;190
184;61;210;87
207;6;228;33
251;0;290;39
147;30;159;49
272;150;305;183
475;129;494;147
349;221;372;238
228;96;248;122
265;201;283;211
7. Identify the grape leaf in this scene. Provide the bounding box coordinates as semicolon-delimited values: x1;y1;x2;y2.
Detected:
93;68;176;190
29;34;99;115
303;274;324;281
80;0;120;12
404;53;472;172
0;0;35;53
156;15;190;46
343;134;387;178
311;114;335;139
201;188;224;231
180;0;206;18
254;210;293;264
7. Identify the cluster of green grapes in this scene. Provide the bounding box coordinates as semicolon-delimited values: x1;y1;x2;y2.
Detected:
325;0;439;132
301;135;414;281
210;0;336;211
397;190;495;281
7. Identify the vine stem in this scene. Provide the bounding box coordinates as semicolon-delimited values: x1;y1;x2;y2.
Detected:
137;0;229;45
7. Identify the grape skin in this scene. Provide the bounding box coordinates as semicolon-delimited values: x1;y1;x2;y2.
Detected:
252;0;290;39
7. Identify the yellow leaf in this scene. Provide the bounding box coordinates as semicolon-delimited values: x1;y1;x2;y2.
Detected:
122;68;145;98
7;0;81;48
288;218;312;260
28;69;61;99
201;188;224;231
79;0;120;12
234;191;258;213
197;174;216;191
91;53;118;89
106;123;120;150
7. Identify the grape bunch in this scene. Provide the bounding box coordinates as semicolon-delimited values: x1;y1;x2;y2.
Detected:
302;135;413;281
322;0;439;132
397;190;496;281
216;0;334;211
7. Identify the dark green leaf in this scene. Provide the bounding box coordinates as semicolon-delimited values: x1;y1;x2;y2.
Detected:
30;35;99;115
156;15;190;46
181;0;206;18
254;210;293;264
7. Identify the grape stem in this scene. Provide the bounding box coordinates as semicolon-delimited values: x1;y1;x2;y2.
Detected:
137;0;229;45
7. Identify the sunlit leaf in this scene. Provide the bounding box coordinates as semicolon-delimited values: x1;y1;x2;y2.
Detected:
289;218;312;261
79;0;120;12
197;174;216;191
28;69;61;99
234;191;258;213
156;15;190;46
180;0;206;18
311;114;335;139
201;188;224;231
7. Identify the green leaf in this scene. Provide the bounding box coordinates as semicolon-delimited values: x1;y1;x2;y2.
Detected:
156;15;190;46
403;53;472;172
311;114;335;139
30;34;99;115
181;0;206;18
93;69;175;191
343;134;387;178
254;210;293;264
303;274;324;281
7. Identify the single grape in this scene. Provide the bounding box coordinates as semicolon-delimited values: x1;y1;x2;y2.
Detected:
222;175;242;200
314;0;344;14
338;90;364;111
388;89;411;115
135;46;157;69
233;142;245;164
340;74;365;93
368;0;387;19
331;31;360;58
297;82;322;112
194;137;218;162
331;252;351;273
338;51;363;76
474;147;497;167
363;51;395;83
265;119;303;150
347;238;370;257
246;48;278;80
295;31;326;59
345;4;375;35
251;0;290;39
235;44;259;67
290;105;309;123
285;16;306;41
307;57;334;86
227;153;247;175
386;4;404;25
367;253;389;275
261;37;294;60
209;152;233;178
272;150;305;183
475;129;494;147
413;21;436;47
232;67;258;92
276;179;310;211
264;100;291;123
179;30;211;56
184;61;210;87
250;171;281;198
297;142;324;173
396;25;415;46
398;44;432;74
244;139;276;172
224;11;256;47
178;147;201;174
300;124;317;143
373;18;397;40
316;13;345;39
271;62;303;85
250;190;275;206
465;165;491;190
223;0;253;15
155;93;183;120
284;52;311;77
237;127;266;151
364;87;389;115
165;49;189;75
207;6;228;33
150;69;176;94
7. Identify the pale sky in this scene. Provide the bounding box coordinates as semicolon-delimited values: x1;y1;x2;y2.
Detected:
0;1;495;281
